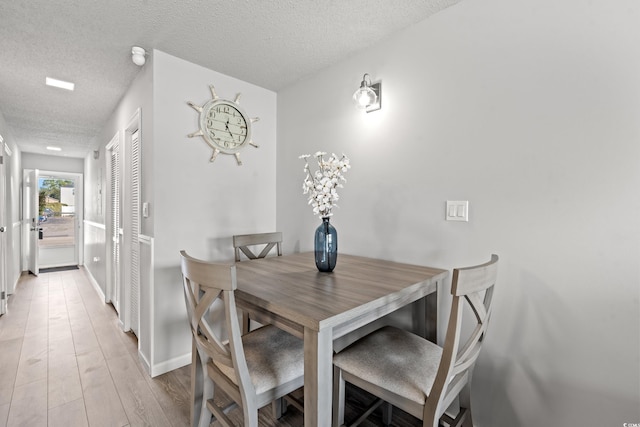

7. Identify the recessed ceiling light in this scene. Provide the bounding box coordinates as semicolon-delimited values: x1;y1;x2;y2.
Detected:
46;146;62;151
45;77;75;91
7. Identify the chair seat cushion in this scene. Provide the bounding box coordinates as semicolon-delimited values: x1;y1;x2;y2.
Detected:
333;326;443;406
215;325;304;394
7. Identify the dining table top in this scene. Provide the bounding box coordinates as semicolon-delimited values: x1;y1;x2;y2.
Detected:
234;251;448;336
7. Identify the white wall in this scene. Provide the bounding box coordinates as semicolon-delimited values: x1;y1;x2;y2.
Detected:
276;0;640;425
84;51;154;361
0;111;21;293
83;49;278;376
150;51;278;372
22;152;83;174
6;143;21;291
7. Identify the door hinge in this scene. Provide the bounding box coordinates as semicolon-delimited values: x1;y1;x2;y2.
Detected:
1;291;5;300
0;155;4;164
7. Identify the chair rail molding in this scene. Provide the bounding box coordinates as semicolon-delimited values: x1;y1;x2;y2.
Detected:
83;219;106;229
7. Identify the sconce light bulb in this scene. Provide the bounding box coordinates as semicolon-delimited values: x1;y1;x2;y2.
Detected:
353;86;377;109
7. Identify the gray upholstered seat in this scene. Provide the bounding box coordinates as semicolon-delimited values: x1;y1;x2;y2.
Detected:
213;323;303;395
332;255;499;427
333;326;443;407
180;250;303;427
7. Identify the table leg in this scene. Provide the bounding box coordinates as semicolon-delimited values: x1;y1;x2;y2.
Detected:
412;287;439;343
412;297;427;338
304;327;333;426
426;285;438;343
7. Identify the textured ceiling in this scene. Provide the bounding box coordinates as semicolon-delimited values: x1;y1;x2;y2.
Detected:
0;0;461;158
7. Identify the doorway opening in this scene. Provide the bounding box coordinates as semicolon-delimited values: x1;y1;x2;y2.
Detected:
26;170;84;271
38;173;82;269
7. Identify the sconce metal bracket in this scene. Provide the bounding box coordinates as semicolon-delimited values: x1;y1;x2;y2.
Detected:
366;81;381;113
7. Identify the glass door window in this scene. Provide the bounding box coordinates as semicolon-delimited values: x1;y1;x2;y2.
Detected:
37;174;79;268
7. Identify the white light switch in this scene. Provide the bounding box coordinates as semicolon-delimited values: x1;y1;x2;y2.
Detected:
446;201;469;221
142;202;149;218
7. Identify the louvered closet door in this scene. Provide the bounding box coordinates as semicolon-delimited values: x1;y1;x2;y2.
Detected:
129;129;140;336
110;141;121;314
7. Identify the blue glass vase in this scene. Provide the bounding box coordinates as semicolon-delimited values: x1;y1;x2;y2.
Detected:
314;217;337;272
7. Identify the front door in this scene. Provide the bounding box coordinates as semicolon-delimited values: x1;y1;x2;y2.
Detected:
37;172;82;269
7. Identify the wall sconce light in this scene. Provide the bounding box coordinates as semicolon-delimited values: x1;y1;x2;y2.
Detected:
353;73;381;112
132;46;147;66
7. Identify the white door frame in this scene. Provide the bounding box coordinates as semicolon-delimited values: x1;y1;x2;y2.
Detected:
1;138;7;314
24;169;39;276
36;171;83;269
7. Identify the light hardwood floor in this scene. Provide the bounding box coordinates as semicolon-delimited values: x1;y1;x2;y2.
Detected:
0;267;420;427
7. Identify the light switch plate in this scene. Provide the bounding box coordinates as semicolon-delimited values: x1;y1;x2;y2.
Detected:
142;202;149;218
446;201;469;221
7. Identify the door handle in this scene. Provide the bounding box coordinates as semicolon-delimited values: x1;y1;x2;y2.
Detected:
0;226;6;232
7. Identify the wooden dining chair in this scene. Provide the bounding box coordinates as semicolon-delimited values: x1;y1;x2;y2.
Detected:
180;250;304;427
233;231;283;333
233;231;283;262
332;254;499;427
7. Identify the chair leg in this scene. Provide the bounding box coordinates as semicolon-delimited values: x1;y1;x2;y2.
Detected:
242;403;259;427
333;366;346;427
241;312;250;334
199;378;214;427
272;397;287;419
190;347;202;427
382;402;393;426
458;383;474;427
191;346;213;427
381;401;393;426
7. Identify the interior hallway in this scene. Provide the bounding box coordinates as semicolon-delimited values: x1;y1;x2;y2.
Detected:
0;268;192;426
0;267;422;426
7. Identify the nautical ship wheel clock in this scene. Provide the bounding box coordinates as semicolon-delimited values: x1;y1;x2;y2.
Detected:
187;84;259;165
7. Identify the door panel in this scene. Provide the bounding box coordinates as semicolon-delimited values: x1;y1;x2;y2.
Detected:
129;129;140;336
107;136;121;314
1;145;6;314
37;173;81;268
25;169;39;276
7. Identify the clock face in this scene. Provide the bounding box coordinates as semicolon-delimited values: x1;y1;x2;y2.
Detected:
188;84;259;165
200;100;250;154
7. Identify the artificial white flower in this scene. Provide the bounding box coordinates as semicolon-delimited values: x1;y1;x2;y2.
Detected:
300;152;351;218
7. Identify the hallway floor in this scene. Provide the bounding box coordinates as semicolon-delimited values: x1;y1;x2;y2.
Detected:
0;267;420;426
0;268;192;427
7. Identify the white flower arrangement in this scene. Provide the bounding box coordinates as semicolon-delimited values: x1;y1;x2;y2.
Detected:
299;151;351;218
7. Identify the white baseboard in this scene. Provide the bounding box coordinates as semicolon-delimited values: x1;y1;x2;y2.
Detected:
138;349;152;376
82;266;106;302
150;352;191;378
11;274;21;295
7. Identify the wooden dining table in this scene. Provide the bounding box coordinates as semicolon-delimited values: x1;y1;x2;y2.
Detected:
233;252;448;426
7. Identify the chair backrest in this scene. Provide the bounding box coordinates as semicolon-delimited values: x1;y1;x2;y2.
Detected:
426;254;499;421
179;250;255;399
233;231;282;262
